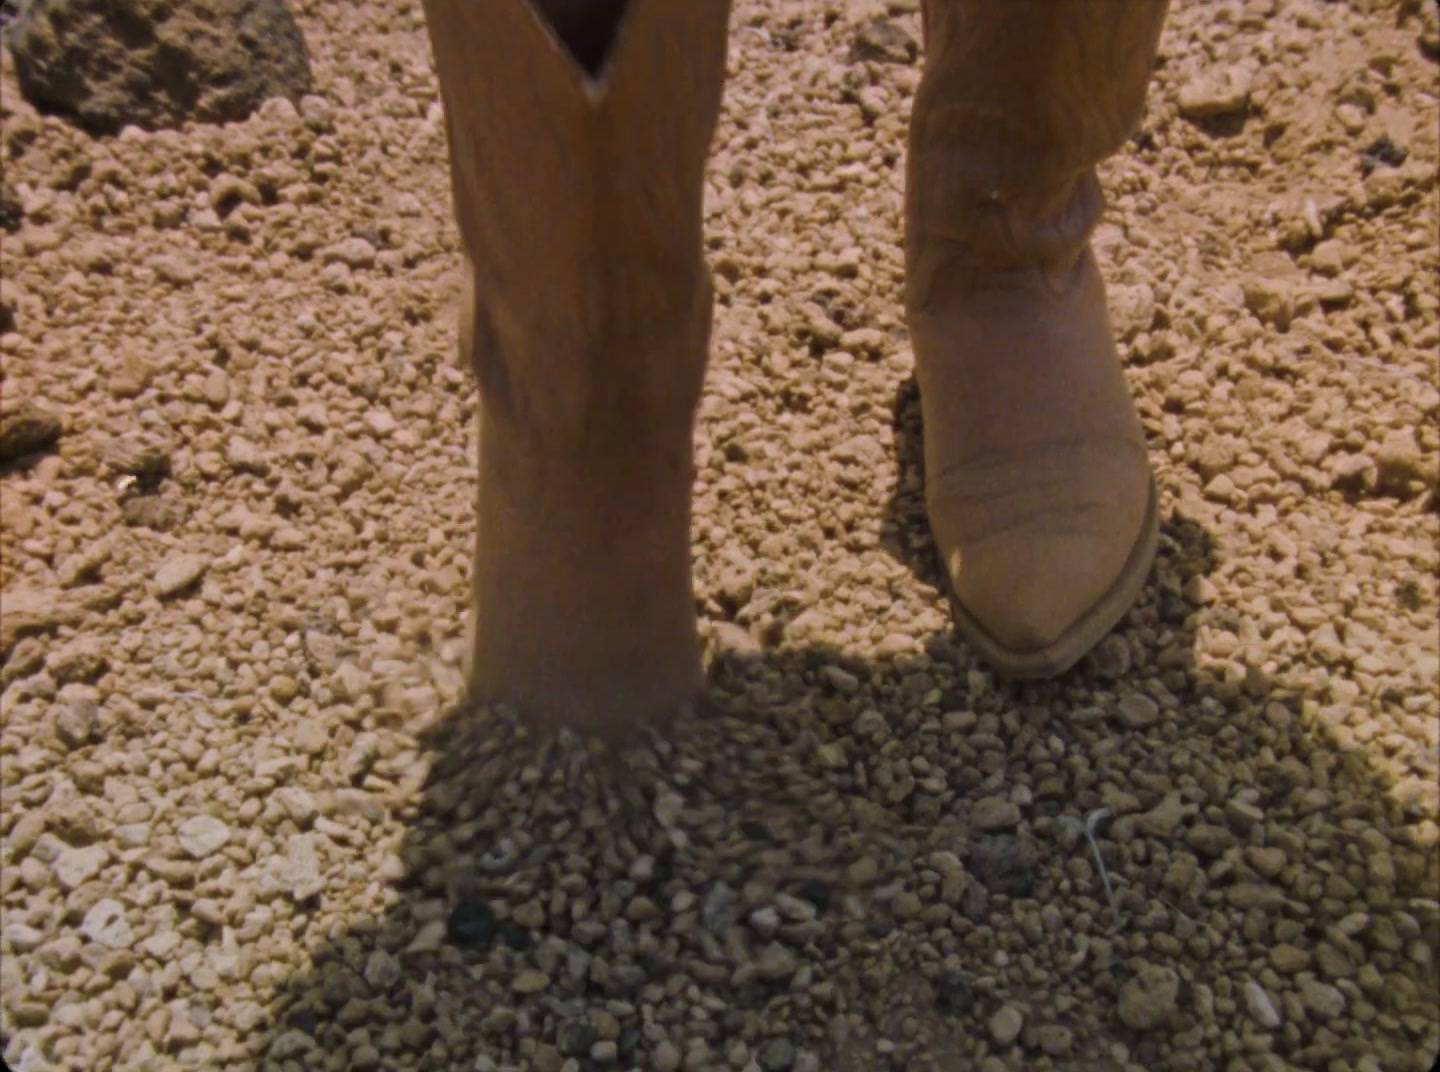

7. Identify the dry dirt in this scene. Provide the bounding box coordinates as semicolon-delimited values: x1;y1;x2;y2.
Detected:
2;0;1438;1070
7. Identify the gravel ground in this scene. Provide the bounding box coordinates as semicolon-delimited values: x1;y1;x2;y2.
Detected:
2;0;1438;1070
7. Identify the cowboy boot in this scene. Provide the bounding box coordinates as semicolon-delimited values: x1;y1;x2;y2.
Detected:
906;0;1170;677
420;0;732;731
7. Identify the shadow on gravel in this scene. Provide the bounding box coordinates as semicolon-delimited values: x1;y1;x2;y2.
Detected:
244;379;1437;1072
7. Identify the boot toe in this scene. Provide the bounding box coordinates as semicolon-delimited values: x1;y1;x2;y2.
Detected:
949;525;1134;655
930;444;1156;672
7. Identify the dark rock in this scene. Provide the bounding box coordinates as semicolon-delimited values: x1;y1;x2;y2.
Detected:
934;966;974;1017
968;835;1039;897
851;18;918;64
498;921;534;952
121;494;186;531
557;1021;594;1058
0;400;62;462
0;179;22;233
758;1037;798;1071
102;432;172;490
3;0;311;136
793;876;833;914
1359;134;1408;175
445;895;497;949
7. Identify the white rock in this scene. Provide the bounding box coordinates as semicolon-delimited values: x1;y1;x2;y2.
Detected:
989;1004;1024;1045
363;408;397;437
3;923;44;953
53;844;109;890
1244;980;1282;1029
1110;281;1156;338
80;899;133;949
332;662;371;702
323;236;377;270
113;823;152;849
153;554;208;598
177;814;231;859
1178;65;1252;118
283;834;323;901
274;786;317;825
140;930;183;959
711;620;762;657
363;949;401;990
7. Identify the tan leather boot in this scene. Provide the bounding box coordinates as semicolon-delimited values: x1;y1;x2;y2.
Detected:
420;0;731;731
906;0;1169;678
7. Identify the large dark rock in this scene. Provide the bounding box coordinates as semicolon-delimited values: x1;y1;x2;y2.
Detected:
3;0;312;136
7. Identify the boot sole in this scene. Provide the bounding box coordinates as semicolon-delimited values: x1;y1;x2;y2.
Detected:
946;476;1160;679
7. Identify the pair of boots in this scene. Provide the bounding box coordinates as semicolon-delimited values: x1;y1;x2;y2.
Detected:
420;0;1171;732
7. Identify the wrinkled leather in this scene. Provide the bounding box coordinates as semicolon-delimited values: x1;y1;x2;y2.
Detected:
907;0;1169;667
422;0;732;728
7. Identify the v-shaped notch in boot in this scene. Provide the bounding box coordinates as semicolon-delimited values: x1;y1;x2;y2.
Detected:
529;0;632;80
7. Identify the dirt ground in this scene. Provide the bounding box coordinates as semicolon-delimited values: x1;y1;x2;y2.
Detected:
1;0;1438;1070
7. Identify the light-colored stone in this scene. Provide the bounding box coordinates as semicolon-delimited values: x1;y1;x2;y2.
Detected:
176;815;231;859
153;554;208;598
80;899;133;949
1117;964;1179;1030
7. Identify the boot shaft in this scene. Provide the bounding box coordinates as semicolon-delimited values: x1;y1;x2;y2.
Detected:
912;0;1169;197
422;0;730;293
906;0;1168;306
420;0;732;449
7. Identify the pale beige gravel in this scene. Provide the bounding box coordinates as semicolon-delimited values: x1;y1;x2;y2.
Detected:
1;0;1437;1070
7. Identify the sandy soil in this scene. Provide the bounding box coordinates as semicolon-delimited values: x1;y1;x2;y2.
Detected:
1;0;1438;1070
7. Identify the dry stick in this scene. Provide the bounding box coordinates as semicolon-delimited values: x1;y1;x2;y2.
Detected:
1318;350;1428;383
1084;806;1121;927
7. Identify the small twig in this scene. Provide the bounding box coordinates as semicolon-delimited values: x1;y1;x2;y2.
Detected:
1157;895;1197;925
1084;806;1120;927
1316;350;1427;384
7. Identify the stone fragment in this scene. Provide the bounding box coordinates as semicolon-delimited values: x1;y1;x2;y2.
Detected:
1117;964;1179;1030
80;898;133;949
1178;65;1252;119
1244;981;1282;1029
971;796;1020;833
512;969;550;995
988;1004;1024;1046
1116;691;1160;728
755;941;798;981
1297;974;1345;1020
757;1038;797;1072
283;834;322;901
4;0;312;135
176;814;230;859
851;18;918;64
54;844;108;890
0;401;62;462
154;555;208;598
53;699;99;749
969;835;1038;897
363;949;401;991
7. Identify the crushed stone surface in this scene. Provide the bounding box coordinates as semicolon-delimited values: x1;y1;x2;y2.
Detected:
2;0;1438;1070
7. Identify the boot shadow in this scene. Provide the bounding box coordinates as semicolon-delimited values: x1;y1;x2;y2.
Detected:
237;488;1438;1071
878;373;945;593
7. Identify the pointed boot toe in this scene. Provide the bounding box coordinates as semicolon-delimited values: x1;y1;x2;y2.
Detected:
931;440;1159;677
